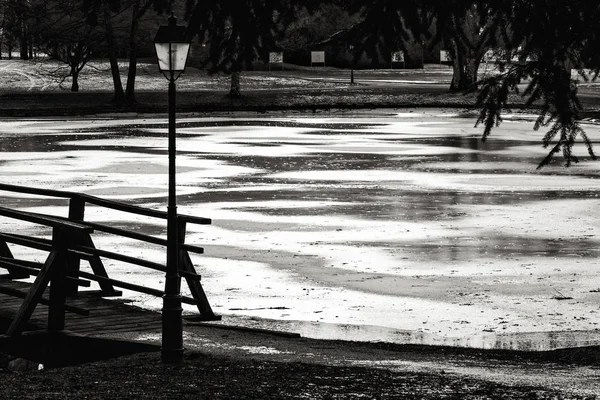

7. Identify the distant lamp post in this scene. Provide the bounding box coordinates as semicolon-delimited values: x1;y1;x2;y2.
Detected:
349;44;355;84
153;13;191;364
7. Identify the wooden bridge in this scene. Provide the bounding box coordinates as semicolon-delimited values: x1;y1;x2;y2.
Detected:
0;183;219;341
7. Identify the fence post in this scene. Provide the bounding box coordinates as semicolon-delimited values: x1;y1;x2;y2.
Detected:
178;218;220;320
65;196;85;296
7;224;79;336
177;219;187;247
47;227;71;332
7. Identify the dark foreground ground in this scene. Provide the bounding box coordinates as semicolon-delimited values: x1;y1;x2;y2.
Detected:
0;320;599;399
0;352;591;400
0;341;598;400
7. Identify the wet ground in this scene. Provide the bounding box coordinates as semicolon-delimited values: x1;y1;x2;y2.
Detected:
1;109;599;351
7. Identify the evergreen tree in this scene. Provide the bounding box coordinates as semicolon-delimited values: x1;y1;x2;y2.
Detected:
475;1;600;167
342;0;494;90
422;0;496;91
280;4;358;52
184;0;307;98
340;0;423;67
340;1;599;167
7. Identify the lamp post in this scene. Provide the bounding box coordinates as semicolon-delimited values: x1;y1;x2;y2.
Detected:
153;13;191;364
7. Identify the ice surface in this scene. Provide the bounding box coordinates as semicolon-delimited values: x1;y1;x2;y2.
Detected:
1;110;599;349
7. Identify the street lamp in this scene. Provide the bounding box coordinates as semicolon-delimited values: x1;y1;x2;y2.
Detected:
153;13;191;364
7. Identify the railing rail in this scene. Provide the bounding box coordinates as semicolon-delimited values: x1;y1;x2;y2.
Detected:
0;182;212;225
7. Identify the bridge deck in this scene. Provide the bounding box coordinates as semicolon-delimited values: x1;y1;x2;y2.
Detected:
0;280;163;338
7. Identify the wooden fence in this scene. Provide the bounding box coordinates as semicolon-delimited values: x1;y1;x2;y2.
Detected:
0;183;219;336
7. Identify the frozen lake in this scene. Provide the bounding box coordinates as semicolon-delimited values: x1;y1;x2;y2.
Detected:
1;109;600;350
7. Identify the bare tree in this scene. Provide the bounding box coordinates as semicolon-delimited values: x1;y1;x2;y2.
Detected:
82;0;168;103
29;0;104;91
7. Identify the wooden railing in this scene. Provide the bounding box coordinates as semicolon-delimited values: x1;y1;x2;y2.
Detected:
0;183;219;336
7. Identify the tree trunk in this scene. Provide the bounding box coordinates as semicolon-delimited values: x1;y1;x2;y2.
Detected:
448;5;484;92
103;1;125;103
450;60;479;91
71;67;79;92
229;71;242;98
465;57;480;85
19;22;28;60
449;40;479;92
28;35;33;60
7;40;13;59
125;0;141;105
449;51;462;91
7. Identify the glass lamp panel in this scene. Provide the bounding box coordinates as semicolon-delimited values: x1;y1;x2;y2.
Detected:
154;42;190;72
154;43;172;71
170;43;191;71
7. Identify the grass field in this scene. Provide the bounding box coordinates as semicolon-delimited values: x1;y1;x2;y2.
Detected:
1;58;599;119
0;58;488;117
0;58;455;92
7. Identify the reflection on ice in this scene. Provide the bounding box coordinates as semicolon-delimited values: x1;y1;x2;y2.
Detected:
201;315;600;351
290;321;600;351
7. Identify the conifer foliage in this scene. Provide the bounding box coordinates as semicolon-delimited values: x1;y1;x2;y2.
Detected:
341;1;599;166
475;1;600;167
342;0;423;65
341;0;494;90
183;0;311;97
422;0;495;91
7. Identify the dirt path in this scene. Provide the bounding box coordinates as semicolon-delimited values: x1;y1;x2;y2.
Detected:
100;321;600;398
0;60;51;91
